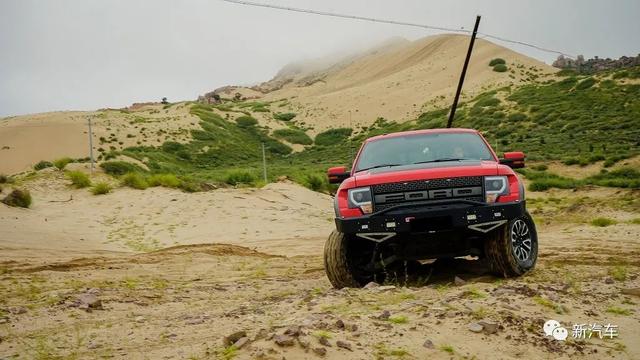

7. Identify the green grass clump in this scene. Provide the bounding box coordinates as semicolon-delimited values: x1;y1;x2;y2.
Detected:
1;189;32;208
53;157;73;170
272;129;313;145
235;115;258;127
556;69;577;77
489;58;506;66
91;182;112;195
121;172;149;190
273;112;297;121
147;174;181;188
303;173;328;192
462;287;487;299
590;217;616;227
522;169;579;191
475;96;500;108
528;179;574;191
388;315;408;324
315;128;353;146
215;345;238;360
440;345;454;354
0;174;8;184
34;160;53;170
493;64;508;72
576;77;596;90
66;171;91;188
508;112;527;122
609;266;628;281
311;330;332;340
100;161;145;176
522;167;639;192
606;306;632;316
586;168;640;188
224;170;257;186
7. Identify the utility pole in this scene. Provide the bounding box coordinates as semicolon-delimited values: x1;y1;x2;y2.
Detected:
447;15;481;128
349;110;354;163
261;142;267;183
87;116;95;174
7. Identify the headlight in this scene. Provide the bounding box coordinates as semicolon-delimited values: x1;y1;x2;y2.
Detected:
485;176;509;203
348;187;373;214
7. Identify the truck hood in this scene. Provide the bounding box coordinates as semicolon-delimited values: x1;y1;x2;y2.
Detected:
352;160;499;187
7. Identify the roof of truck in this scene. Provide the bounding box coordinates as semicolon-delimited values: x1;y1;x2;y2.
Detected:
365;128;479;142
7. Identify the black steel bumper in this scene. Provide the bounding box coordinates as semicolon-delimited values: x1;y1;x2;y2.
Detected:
335;200;526;235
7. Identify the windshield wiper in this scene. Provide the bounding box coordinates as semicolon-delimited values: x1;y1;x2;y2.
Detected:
357;163;403;172
412;158;471;165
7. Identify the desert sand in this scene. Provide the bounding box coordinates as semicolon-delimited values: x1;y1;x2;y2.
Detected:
1;170;639;359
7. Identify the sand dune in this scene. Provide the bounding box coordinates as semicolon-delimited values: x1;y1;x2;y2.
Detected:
0;103;199;174
0;34;557;174
261;34;555;131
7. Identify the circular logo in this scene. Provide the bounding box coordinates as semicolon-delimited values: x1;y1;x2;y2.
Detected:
552;326;568;341
543;319;561;336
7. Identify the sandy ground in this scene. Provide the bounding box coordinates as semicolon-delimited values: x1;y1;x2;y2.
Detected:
1;173;639;359
0;172;333;262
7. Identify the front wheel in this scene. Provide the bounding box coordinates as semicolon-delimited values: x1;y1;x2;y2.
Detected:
324;230;367;288
484;212;538;277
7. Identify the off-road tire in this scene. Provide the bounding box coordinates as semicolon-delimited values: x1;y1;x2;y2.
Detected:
485;211;538;277
324;230;362;288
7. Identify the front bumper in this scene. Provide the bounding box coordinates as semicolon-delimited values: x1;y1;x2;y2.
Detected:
335;200;526;236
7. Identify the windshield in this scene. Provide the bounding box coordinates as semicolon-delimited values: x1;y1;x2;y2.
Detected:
355;132;495;172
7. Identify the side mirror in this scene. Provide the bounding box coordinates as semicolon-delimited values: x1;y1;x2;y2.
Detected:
500;151;525;168
327;166;350;184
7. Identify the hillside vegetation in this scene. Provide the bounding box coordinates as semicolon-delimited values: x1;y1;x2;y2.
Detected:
98;66;640;193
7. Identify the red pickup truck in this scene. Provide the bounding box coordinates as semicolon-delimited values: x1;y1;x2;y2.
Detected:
324;128;537;288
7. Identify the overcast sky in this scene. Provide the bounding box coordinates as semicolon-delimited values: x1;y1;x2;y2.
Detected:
1;0;638;117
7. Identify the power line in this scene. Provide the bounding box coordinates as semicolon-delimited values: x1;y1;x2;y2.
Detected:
478;33;574;58
218;0;575;59
219;0;471;33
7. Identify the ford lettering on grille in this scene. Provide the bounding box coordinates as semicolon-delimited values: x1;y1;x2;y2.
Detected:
371;176;484;211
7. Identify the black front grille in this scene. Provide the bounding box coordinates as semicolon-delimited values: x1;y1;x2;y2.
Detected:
372;176;484;212
373;196;485;212
372;176;482;194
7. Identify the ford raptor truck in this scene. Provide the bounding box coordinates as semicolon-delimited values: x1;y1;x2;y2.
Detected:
324;128;537;288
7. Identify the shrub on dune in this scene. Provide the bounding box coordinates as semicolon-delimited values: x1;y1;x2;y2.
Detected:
314;128;353;146
590;217;616;227
489;58;506;66
121;172;149;190
273;112;297;121
235;116;258;127
53;157;73;170
66;171;91;188
147;174;181;188
1;189;32;208
34;161;53;170
493;64;508;72
224;170;257;186
100;161;144;176
304;174;330;192
91;182;112;195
